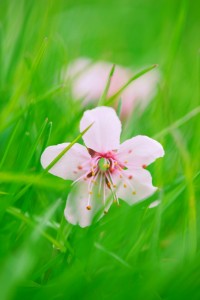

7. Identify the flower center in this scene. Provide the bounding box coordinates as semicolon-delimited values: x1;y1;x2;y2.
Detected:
98;157;110;172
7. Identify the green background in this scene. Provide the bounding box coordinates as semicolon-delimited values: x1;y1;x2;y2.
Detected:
0;0;200;299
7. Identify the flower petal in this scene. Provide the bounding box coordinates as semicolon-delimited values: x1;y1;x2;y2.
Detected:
64;179;112;227
40;143;91;180
80;106;121;153
114;168;157;205
116;135;164;168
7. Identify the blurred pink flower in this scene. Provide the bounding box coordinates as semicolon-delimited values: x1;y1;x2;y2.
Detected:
65;58;160;117
41;106;164;227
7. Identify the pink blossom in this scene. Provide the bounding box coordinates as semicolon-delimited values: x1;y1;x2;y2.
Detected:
65;58;159;117
41;106;164;227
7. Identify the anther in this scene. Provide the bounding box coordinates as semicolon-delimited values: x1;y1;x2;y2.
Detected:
132;191;136;195
142;164;147;169
105;177;111;189
77;165;82;170
86;205;92;210
87;171;93;178
128;175;133;180
123;184;127;188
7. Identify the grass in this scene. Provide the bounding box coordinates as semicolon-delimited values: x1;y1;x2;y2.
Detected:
0;0;200;299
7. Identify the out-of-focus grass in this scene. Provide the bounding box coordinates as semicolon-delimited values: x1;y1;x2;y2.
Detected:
0;0;200;299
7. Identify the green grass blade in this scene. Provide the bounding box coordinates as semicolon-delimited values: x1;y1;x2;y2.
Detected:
0;120;21;169
23;118;49;170
105;64;158;106
6;205;66;252
98;64;115;106
117;98;122;117
153;106;200;139
14;122;93;201
44;122;93;173
0;171;70;191
42;121;52;151
31;37;48;71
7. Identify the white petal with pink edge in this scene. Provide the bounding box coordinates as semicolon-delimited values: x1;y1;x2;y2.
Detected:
80;106;122;153
40;143;91;180
116;135;164;168
112;168;157;205
64;180;112;227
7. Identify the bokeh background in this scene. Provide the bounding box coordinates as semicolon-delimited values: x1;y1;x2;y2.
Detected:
0;0;200;299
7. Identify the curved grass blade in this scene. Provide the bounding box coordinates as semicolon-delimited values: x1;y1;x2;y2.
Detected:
14;122;93;202
153;106;200;139
44;122;93;173
6;205;66;252
105;64;158;106
117;98;122;117
42;121;52;151
31;37;48;72
0;172;70;191
98;64;115;106
0;198;62;300
0;120;21;169
23;118;49;170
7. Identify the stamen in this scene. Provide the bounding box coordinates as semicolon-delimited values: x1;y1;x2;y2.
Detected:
107;171;119;205
105;177;111;189
116;168;136;195
86;171;99;210
98;172;103;196
87;171;93;178
73;170;91;185
103;177;106;205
